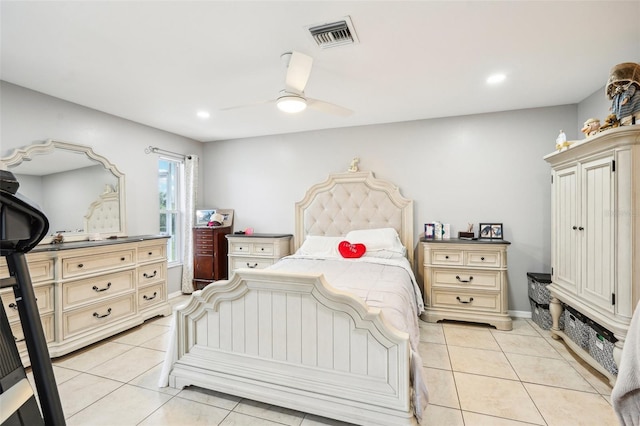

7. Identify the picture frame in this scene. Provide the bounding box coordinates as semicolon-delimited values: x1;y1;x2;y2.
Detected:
195;209;234;227
195;209;216;226
479;223;503;240
215;209;234;227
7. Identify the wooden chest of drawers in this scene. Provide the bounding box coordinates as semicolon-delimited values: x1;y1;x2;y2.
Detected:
226;233;292;275
193;226;231;290
421;239;512;330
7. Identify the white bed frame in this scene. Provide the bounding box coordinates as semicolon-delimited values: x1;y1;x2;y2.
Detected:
167;171;419;425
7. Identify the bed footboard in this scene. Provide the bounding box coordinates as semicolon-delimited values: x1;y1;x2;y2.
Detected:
167;269;416;426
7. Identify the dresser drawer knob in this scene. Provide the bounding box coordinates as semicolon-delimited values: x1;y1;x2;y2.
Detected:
246;263;258;269
148;252;153;256
92;282;112;292
143;292;158;301
8;302;18;310
445;255;449;259
456;296;474;304
78;263;84;268
121;257;126;261
93;308;112;319
143;270;158;279
480;257;485;261
455;275;473;283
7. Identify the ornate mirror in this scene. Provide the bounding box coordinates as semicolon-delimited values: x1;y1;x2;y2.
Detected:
0;139;126;243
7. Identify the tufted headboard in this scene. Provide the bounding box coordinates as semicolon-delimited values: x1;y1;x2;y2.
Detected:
84;190;121;234
295;171;414;264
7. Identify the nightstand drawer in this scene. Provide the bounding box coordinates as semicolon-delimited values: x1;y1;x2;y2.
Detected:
430;269;501;290
430;249;464;266
252;243;275;256
431;289;501;313
466;250;501;268
229;243;251;255
231;257;274;270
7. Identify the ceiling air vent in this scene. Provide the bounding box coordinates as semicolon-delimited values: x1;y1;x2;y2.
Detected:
307;16;359;49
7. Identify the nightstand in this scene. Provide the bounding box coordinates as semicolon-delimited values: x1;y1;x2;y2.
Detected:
421;238;512;330
226;234;293;275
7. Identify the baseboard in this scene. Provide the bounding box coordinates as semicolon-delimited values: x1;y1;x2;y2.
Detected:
509;309;532;319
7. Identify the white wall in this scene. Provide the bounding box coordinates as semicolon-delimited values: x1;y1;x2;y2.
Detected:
202;105;578;313
1;81;204;294
577;85;613;132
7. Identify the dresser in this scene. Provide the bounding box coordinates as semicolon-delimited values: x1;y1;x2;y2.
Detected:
193;226;232;290
226;233;292;275
421;238;512;330
544;126;640;383
0;235;171;366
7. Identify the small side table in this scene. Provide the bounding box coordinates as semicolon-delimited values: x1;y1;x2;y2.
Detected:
226;233;293;275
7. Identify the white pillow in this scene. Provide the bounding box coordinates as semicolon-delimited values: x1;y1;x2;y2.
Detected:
296;236;342;257
344;228;406;259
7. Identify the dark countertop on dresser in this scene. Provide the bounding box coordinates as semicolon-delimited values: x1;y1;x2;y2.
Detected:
32;234;169;252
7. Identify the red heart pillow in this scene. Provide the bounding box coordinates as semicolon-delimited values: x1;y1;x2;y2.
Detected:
338;241;366;258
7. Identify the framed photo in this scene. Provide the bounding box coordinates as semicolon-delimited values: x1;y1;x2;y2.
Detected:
479;223;503;240
216;209;234;227
195;209;216;226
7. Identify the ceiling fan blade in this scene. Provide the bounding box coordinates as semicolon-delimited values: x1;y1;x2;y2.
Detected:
307;98;353;117
220;99;275;111
285;51;313;93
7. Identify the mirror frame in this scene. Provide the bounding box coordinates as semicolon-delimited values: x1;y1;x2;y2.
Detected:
1;139;127;242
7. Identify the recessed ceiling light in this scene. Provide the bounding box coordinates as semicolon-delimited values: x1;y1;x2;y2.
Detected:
197;111;210;119
487;73;506;84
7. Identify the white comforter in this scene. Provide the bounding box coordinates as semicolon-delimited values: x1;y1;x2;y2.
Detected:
269;254;429;419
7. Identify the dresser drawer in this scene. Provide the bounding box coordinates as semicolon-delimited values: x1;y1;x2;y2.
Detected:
62;270;135;309
138;282;167;309
431;289;501;313
1;257;54;283
138;261;165;285
429;249;464;266
62;248;135;278
137;244;166;263
12;313;55;352
1;284;54;322
62;293;136;338
231;257;274;270
466;250;502;268
430;268;501;290
252;243;274;256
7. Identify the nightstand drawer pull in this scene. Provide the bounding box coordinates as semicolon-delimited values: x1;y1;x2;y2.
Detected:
143;270;158;279
92;282;112;292
143;292;158;301
456;297;474;304
445;255;449;259
481;257;485;261
455;275;473;283
93;308;112;319
246;263;258;269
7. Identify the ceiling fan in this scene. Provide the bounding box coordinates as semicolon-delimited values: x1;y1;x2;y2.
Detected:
222;51;352;116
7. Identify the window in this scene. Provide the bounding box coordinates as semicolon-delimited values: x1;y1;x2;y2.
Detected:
159;158;183;263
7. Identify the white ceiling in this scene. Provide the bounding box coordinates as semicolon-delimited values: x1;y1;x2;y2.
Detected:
2;1;639;142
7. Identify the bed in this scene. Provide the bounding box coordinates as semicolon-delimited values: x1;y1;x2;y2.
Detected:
160;170;428;425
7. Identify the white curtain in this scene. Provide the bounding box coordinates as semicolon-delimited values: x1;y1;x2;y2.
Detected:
181;155;198;293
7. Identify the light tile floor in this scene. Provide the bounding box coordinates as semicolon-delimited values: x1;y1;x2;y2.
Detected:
27;296;619;425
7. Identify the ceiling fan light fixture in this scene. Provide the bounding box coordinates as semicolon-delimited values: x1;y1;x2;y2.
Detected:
277;95;307;113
